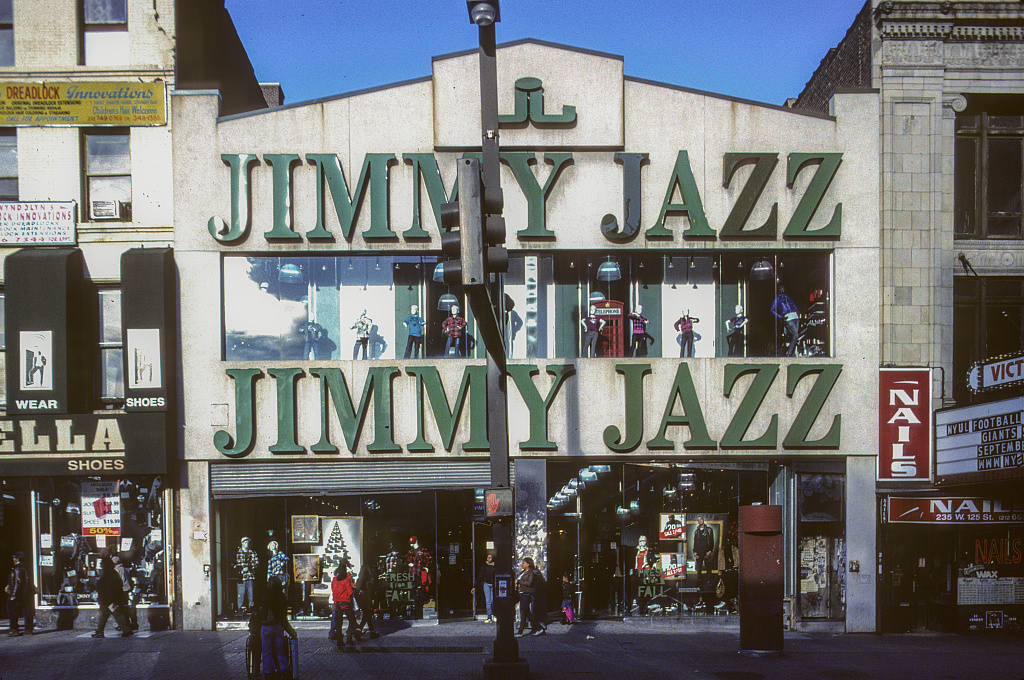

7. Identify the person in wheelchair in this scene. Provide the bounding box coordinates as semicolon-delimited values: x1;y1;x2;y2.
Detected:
253;575;296;679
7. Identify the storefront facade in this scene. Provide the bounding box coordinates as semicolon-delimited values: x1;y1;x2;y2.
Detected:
173;41;880;631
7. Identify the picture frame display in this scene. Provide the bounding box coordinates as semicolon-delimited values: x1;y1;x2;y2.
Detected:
291;515;319;543
292;553;321;582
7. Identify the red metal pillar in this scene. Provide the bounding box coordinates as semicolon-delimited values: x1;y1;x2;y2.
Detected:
738;504;784;655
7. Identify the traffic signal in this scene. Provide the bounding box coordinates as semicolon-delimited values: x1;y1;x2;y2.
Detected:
439;158;484;285
481;181;508;276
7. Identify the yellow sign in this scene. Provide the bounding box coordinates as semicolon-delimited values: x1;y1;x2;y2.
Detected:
0;81;165;126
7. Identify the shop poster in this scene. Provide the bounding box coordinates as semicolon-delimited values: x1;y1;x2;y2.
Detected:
311;516;362;599
81;480;120;536
659;513;686;540
685;513;727;570
659;552;687;580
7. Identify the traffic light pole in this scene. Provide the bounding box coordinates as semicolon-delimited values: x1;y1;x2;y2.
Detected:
466;3;527;678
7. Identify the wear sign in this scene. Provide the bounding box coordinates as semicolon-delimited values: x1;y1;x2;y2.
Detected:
81;480;120;536
885;496;1024;524
878;368;932;481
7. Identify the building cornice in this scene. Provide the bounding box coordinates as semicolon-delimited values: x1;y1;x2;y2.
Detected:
874;1;1024;40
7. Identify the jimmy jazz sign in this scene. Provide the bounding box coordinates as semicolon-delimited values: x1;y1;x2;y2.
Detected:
211;362;843;459
205;80;842;246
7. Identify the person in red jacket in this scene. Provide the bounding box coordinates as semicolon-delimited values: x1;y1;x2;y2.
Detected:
330;563;359;647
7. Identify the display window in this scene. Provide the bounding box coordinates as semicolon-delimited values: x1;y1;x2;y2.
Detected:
214;490;481;625
546;462;769;620
32;476;168;610
797;472;845;620
222;251;833;362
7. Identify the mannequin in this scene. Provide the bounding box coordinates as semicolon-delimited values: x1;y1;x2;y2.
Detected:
674;310;700;358
726;305;748;357
631;535;654;615
442;305;467;358
634;535;649;573
402;305;425;359
405;536;434;608
770;285;800;356
234;537;259;614
351;310;373;359
580;305;605;358
266;541;288;595
628;305;652;357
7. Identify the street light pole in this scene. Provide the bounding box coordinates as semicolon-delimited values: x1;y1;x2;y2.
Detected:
464;3;528;678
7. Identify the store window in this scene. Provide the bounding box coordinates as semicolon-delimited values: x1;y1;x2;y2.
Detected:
0;129;17;200
84;130;131;221
82;0;128;66
546;462;768;619
33;477;169;613
213;491;479;623
0;0;13;67
97;287;123;404
224;252;833;362
953;277;1024;403
955;110;1024;239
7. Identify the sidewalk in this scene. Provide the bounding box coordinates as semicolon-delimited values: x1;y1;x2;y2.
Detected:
1;618;1022;680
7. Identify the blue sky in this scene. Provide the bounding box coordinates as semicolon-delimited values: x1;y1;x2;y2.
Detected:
225;0;868;107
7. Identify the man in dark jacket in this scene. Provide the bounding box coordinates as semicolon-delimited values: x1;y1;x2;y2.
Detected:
6;551;27;636
692;516;715;583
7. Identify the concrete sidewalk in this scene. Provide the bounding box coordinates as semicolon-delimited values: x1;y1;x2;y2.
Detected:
1;618;1022;680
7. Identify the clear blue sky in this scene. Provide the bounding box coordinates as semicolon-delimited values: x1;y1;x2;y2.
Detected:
225;0;868;107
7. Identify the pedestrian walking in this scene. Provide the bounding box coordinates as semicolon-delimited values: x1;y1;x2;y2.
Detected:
258;575;297;680
5;550;28;636
515;557;546;637
111;555;138;631
471;553;496;622
560;572;576;624
330;563;359;647
354;561;379;639
92;554;132;638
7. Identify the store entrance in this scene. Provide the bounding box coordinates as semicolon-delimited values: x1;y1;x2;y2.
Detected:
880;526;957;633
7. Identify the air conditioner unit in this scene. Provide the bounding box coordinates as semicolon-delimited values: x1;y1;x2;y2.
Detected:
89;199;123;220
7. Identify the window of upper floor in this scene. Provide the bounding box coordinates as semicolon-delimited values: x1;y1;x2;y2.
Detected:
83;128;131;221
95;286;123;406
955;101;1024;240
953;276;1024;403
82;0;128;66
221;251;834;362
0;0;13;67
0;129;16;200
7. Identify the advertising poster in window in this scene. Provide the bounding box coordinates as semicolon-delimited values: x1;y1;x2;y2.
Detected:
659;552;686;580
685;513;727;571
81;480;120;536
311;516;362;599
659;513;685;540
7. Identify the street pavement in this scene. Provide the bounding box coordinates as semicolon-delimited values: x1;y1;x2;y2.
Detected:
1;617;1023;680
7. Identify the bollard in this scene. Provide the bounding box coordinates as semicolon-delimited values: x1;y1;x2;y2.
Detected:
738;504;783;655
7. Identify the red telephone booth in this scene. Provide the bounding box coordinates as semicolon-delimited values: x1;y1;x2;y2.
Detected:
593;299;624;357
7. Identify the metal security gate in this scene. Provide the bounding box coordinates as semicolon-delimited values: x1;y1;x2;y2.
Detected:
209;460;513;499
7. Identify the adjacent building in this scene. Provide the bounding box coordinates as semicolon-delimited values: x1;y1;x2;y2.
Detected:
794;0;1024;633
0;0;265;631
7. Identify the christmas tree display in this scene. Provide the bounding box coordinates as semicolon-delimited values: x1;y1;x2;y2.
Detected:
320;520;351;587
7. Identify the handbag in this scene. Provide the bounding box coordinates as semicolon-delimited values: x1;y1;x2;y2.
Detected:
715;577;725;599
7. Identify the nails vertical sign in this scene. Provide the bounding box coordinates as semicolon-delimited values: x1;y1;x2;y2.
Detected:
879;368;932;481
